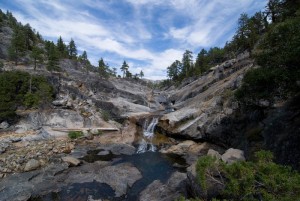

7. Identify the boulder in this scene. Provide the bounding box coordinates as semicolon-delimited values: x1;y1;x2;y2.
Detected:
52;99;67;106
221;148;245;164
207;149;222;160
62;156;81;166
0;142;9;154
0;121;9;129
24;159;40;171
139;172;187;201
161;140;196;155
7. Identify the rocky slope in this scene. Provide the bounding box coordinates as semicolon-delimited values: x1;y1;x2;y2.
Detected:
157;52;300;170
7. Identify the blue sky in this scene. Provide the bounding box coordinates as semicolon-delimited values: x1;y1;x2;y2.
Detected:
1;0;267;79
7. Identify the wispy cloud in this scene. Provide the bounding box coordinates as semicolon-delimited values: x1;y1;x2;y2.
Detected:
0;0;267;80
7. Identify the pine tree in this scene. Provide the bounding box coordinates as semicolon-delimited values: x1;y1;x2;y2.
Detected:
98;58;109;78
23;23;36;50
112;67;117;77
236;13;251;51
57;36;67;58
120;61;129;78
30;46;44;70
8;26;26;65
181;50;193;77
167;60;181;81
68;38;77;59
195;49;208;75
139;70;144;79
47;42;60;72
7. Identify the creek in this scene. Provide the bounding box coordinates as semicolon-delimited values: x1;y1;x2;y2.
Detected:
32;117;187;201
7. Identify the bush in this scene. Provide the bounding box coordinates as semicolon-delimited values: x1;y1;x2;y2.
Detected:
68;131;83;139
101;110;110;122
236;17;300;107
0;71;54;122
195;151;300;201
0;61;3;70
235;67;292;106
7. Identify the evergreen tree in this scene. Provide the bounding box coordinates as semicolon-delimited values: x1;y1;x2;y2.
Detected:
23;23;36;50
8;26;26;65
167;60;181;81
126;70;132;78
98;58;109;78
30;46;44;70
57;36;67;58
181;50;193;77
81;50;87;61
68;38;77;59
112;67;117;77
120;61;129;78
139;70;144;79
47;42;60;72
236;13;251;51
265;0;283;23
36;32;43;42
195;49;208;75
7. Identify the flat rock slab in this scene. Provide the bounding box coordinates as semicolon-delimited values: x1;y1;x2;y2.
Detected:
0;160;142;200
139;171;187;201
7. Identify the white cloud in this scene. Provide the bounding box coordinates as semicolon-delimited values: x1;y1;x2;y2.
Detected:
3;0;268;80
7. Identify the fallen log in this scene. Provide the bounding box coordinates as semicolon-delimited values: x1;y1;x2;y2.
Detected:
52;127;119;132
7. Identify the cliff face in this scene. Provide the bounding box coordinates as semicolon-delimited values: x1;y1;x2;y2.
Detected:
157;53;300;170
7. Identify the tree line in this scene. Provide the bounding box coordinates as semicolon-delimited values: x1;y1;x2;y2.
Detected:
0;9;145;79
166;0;299;88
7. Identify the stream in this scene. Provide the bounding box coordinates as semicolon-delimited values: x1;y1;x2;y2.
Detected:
32;117;187;201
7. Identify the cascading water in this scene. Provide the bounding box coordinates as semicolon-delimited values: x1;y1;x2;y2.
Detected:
136;117;158;153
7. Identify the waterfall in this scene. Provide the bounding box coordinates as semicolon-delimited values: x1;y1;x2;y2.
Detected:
136;117;158;153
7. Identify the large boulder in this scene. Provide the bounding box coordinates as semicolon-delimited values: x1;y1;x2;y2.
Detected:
207;149;222;160
221;148;245;164
0;121;9;129
24;159;40;172
139;171;187;201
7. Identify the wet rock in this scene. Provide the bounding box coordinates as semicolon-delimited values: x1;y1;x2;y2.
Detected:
0;121;9;129
97;150;110;156
221;148;245;164
97;144;136;155
65;162;142;197
24;159;40;171
139;171;187;201
62;156;81;166
161;140;196;155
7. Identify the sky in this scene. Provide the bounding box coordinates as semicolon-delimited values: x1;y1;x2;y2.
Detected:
0;0;267;80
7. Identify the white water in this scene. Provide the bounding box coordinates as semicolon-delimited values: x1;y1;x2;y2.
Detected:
136;118;158;153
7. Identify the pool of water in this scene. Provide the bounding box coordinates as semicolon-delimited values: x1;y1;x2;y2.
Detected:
30;181;115;201
32;150;187;201
114;151;186;200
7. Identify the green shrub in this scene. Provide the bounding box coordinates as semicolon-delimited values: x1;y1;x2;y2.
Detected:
68;131;83;139
0;71;54;122
195;151;300;201
101;110;110;122
196;155;219;191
